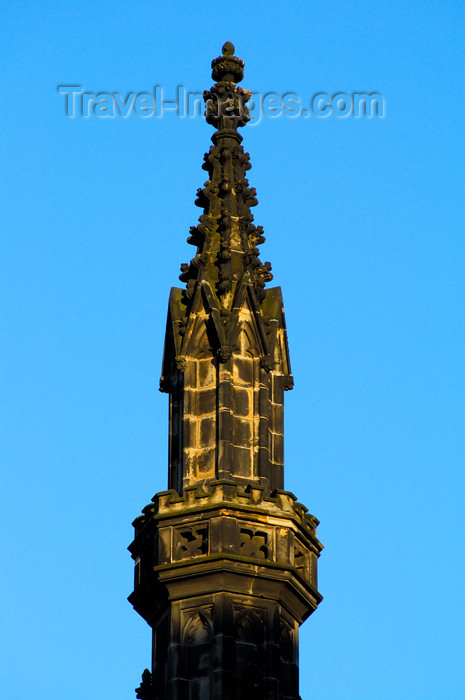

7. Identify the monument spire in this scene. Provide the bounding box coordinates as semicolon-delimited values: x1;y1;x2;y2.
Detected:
178;42;273;329
129;43;322;700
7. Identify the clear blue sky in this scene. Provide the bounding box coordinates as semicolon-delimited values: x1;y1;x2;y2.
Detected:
2;1;464;698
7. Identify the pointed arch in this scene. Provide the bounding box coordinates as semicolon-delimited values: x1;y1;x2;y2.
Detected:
235;610;265;644
234;325;257;357
183;612;213;646
228;283;269;359
278;624;293;662
185;317;214;358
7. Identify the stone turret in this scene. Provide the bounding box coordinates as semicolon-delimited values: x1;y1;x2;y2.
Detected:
129;43;322;700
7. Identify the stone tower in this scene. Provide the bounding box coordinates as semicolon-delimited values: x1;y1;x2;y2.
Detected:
128;42;323;700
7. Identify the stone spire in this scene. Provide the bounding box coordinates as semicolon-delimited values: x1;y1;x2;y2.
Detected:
129;44;322;700
160;42;294;495
178;41;273;313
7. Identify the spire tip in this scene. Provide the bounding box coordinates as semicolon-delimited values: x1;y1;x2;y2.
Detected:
222;41;235;56
211;42;244;84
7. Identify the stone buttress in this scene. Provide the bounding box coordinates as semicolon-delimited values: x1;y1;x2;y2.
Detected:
129;42;323;700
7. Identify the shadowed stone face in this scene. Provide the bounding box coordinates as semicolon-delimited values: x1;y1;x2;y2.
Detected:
130;42;322;700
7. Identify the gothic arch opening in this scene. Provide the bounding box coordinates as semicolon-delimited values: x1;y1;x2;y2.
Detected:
183;612;213;699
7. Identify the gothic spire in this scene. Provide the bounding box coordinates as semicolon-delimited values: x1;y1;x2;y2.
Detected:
179;42;273;311
130;44;322;698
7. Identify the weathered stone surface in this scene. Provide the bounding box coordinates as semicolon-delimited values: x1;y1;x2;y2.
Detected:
130;42;322;700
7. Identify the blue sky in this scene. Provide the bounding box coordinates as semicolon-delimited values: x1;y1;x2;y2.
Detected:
1;1;464;698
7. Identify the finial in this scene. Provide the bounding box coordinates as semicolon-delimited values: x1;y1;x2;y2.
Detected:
205;42;251;133
222;41;235;56
211;41;244;83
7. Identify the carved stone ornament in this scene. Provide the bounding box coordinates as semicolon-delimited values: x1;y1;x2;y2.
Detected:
174;354;188;372
217;345;231;362
135;669;154;700
175;526;208;559
283;374;295;391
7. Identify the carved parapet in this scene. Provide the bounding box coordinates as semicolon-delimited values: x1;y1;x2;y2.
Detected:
151;479;319;535
129;479;322;626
